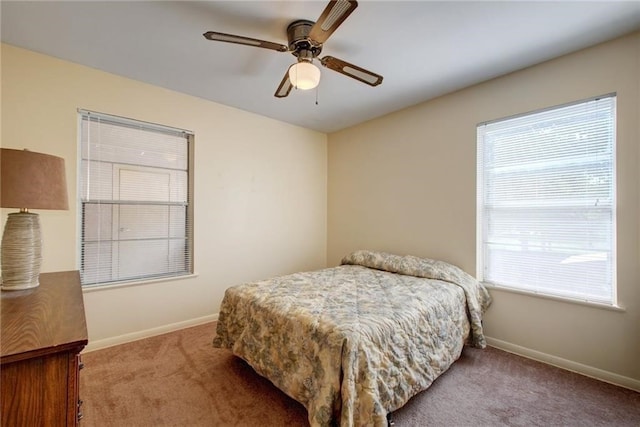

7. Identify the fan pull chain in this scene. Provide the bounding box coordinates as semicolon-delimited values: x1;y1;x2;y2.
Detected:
315;86;319;105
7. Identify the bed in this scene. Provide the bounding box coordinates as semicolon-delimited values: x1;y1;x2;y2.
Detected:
213;250;492;426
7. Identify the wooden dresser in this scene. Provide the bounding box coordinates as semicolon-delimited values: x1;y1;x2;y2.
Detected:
1;271;88;426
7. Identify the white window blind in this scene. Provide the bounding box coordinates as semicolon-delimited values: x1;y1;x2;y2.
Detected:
79;110;193;286
477;95;616;304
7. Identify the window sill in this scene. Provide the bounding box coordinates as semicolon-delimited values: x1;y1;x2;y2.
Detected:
482;283;625;312
82;273;199;293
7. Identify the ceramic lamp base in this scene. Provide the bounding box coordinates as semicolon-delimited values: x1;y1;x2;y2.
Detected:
1;212;42;290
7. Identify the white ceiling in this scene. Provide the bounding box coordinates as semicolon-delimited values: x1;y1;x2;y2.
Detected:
2;1;639;133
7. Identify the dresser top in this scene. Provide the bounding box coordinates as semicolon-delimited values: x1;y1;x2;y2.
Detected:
1;271;88;363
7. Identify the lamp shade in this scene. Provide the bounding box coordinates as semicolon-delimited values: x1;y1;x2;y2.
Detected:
289;62;321;90
1;148;68;210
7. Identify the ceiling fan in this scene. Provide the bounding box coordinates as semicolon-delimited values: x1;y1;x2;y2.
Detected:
203;0;383;98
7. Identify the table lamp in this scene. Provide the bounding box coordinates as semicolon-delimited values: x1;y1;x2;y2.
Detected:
1;148;69;290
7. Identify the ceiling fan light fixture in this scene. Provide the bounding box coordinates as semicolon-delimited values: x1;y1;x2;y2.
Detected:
289;62;321;90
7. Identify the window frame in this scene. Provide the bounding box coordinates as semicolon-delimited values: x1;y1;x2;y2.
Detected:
77;109;194;288
476;94;617;306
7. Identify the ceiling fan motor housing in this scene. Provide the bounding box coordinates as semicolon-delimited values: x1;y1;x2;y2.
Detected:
287;20;322;61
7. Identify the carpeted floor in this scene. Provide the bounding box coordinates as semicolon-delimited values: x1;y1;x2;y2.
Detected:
79;322;640;426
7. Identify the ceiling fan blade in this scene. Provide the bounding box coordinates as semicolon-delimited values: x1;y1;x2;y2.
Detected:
309;0;358;44
274;68;293;98
203;31;288;52
320;56;383;87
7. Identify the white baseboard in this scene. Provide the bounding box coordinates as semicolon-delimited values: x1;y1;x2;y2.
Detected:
83;314;218;353
486;336;640;392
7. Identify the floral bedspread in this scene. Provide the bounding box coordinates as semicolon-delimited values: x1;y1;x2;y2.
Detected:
213;250;491;426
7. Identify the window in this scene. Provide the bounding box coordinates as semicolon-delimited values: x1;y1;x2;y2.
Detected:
79;110;193;287
477;95;616;305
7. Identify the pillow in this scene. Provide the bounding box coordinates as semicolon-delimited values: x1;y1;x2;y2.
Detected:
341;249;470;283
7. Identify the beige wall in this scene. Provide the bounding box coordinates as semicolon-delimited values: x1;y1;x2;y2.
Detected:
328;33;640;387
1;44;327;347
